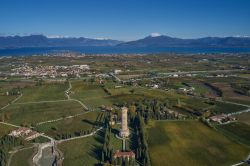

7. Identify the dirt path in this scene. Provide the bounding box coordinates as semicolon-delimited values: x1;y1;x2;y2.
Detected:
65;81;89;110
0;93;23;111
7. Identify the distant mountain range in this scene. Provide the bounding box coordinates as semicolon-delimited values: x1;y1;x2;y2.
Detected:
1;34;250;49
118;35;250;48
0;35;122;48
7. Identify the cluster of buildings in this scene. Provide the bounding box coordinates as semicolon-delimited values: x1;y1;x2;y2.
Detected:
10;64;90;78
209;114;236;124
9;127;41;141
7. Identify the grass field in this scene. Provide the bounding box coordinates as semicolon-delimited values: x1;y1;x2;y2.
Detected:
71;81;112;109
10;147;35;166
0;100;84;126
212;101;247;113
17;83;68;103
147;121;249;166
216;122;250;146
235;112;250;125
0;123;16;138
36;111;105;139
0;95;16;108
58;131;103;166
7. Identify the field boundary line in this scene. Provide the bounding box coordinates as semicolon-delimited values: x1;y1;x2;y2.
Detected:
0;93;23;111
36;111;91;126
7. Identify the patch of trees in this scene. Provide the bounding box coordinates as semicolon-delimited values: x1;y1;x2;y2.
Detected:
35;79;44;86
7;87;20;96
231;83;250;96
204;83;222;97
54;130;92;140
102;125;114;164
133;99;186;121
102;86;111;95
0;135;25;166
133;114;151;166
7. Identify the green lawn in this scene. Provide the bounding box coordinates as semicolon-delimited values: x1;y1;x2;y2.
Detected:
36;111;105;139
0;100;84;126
109;125;123;151
147;121;249;166
70;81;112;109
216;122;250;146
10;147;35;166
58;131;103;166
17;83;68;103
0;123;16;138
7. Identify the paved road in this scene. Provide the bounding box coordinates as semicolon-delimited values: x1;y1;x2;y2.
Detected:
130;69;243;81
33;134;56;166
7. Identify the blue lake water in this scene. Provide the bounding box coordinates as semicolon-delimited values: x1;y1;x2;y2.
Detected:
0;46;250;56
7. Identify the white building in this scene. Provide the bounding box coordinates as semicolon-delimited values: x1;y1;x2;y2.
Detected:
120;107;130;138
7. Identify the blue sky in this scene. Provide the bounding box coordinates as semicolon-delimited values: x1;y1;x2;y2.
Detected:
0;0;250;41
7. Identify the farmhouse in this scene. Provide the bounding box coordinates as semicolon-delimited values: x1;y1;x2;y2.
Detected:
209;114;236;124
9;127;40;141
113;150;135;160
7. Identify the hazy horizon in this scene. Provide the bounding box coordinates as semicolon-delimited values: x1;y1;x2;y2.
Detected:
1;0;250;41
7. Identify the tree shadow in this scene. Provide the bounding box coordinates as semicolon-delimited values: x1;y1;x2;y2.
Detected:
87;130;105;166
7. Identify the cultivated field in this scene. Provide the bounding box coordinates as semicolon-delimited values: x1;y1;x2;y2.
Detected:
0;123;16;137
235;112;250;125
70;81;112;109
147;121;249;166
216;122;250;146
17;83;68;103
212;82;250;105
0;100;84;126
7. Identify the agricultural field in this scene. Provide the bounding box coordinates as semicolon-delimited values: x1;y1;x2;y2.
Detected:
0;80;35;92
0;100;84;126
147;121;249;166
0;123;16;137
70;81;112;109
216;122;250;146
17;82;68;103
10;147;35;166
36;111;105;139
58;131;103;166
107;86;184;105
